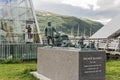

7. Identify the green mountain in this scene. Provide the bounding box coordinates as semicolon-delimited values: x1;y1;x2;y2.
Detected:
36;10;104;36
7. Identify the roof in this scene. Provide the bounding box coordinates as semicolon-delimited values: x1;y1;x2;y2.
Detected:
90;15;120;39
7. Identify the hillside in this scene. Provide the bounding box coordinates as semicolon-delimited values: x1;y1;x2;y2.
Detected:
36;10;104;36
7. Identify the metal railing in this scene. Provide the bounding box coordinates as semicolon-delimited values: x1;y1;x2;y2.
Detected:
0;43;42;60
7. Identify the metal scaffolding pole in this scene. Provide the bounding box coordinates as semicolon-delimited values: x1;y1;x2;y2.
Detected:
29;0;43;44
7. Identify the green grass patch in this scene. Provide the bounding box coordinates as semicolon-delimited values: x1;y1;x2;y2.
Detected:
106;60;120;80
0;61;39;80
0;60;120;80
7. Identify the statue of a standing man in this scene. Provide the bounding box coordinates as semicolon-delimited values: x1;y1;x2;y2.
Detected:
45;22;57;45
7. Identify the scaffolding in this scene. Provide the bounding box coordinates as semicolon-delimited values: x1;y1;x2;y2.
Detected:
0;0;43;60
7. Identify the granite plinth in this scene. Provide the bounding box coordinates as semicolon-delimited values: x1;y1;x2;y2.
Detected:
37;48;106;80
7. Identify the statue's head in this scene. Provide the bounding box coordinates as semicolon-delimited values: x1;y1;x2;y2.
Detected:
48;22;51;26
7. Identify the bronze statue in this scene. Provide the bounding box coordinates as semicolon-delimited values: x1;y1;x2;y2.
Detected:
78;37;85;49
88;41;96;50
45;22;57;45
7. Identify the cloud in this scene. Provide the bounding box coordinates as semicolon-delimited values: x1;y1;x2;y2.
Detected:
32;0;120;24
62;0;99;10
95;0;120;23
97;0;120;10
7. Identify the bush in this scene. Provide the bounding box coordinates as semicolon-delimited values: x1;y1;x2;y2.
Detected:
0;59;23;64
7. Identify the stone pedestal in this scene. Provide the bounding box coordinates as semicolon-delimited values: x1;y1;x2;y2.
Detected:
37;48;106;80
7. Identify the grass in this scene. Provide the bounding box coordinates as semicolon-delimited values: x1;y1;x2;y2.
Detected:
106;60;120;80
0;61;39;80
0;60;120;80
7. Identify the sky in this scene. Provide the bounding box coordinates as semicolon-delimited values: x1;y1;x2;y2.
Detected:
32;0;120;24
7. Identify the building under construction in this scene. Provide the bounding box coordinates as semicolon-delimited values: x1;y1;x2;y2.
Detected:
0;0;42;60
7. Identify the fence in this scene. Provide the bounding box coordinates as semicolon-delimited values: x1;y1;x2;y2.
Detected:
0;43;42;60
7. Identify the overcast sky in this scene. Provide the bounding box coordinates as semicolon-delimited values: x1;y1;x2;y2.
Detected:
32;0;120;24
